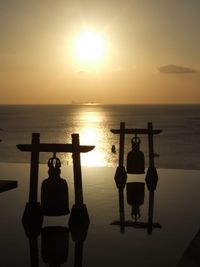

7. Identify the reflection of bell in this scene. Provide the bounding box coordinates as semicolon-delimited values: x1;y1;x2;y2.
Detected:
126;182;145;221
41;156;70;216
126;136;145;174
41;226;69;265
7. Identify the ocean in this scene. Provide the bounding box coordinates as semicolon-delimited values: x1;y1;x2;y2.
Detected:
0;104;200;170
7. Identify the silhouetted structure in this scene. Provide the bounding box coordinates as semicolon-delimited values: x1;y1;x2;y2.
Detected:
0;180;17;193
0;140;18;193
111;122;162;181
111;173;161;234
17;133;94;233
111;122;162;234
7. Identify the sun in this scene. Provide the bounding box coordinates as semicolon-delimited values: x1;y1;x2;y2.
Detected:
74;30;106;63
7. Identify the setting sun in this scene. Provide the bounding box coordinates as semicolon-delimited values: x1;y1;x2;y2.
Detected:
74;30;106;63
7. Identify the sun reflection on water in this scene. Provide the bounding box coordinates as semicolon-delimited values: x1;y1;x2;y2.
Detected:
80;127;107;167
79;111;106;166
63;108;117;167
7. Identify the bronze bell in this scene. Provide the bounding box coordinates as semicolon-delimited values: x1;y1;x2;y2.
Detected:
126;136;145;174
126;182;145;221
41;155;70;216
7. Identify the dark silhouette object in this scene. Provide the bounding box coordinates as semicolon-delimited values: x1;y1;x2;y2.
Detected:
111;122;162;176
28;235;40;267
0;139;18;193
111;145;116;153
126;182;145;221
22;202;43;238
145;171;161;235
41;154;70;216
145;122;158;191
146;167;158;191
0;180;17;193
17;133;94;228
70;217;89;267
177;228;200;266
111;168;161;235
69;134;90;226
127;136;145;174
114;166;127;189
41;226;69;267
114;122;127;189
111;121;161;233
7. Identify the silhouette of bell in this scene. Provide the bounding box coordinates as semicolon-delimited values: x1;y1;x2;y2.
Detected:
126;136;145;174
41;156;70;216
41;226;69;265
126;182;145;221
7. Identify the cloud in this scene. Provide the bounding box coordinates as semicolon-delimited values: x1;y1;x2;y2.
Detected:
158;64;197;74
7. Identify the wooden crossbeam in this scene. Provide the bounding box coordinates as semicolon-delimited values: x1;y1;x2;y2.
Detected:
17;143;94;153
110;128;162;135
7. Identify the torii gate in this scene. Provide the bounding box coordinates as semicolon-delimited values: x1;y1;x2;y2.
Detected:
17;133;94;228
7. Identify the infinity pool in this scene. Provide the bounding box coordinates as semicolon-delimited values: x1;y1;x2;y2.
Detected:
0;163;199;266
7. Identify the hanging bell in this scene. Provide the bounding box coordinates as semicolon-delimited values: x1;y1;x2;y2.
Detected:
126;136;145;174
41;155;70;216
126;182;145;221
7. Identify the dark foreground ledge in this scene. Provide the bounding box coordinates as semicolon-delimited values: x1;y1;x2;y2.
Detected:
177;228;200;266
0;180;18;193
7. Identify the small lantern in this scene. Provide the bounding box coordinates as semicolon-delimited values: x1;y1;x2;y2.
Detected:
126;136;145;174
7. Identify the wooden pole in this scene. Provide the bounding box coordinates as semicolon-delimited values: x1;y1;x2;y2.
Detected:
147;190;154;235
119;122;125;167
148;122;155;168
72;134;84;208
29;133;40;203
118;188;125;233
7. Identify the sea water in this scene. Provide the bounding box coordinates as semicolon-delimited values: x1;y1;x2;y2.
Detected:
0;104;200;170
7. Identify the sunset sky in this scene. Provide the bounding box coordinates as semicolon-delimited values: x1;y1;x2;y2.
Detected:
1;0;200;104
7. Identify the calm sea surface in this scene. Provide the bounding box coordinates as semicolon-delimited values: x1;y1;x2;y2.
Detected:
0;104;200;170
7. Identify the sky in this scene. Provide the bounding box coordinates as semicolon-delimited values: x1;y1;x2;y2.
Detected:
1;0;200;104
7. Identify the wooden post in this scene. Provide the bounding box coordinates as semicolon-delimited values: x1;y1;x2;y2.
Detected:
69;134;90;226
119;122;125;167
114;122;127;188
118;188;125;233
148;122;154;168
29;133;40;203
72;134;84;208
147;190;154;235
29;237;39;267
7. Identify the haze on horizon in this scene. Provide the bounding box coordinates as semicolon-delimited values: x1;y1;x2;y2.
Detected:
1;0;200;104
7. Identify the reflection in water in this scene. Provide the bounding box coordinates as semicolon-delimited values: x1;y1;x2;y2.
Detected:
111;168;162;235
23;222;89;267
41;226;69;267
78;111;103;123
126;182;145;221
80;127;107;166
63;110;116;167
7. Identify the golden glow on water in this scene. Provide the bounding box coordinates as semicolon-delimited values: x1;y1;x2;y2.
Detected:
63;108;116;167
80;127;107;167
79;111;103;123
74;110;107;166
